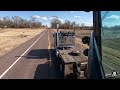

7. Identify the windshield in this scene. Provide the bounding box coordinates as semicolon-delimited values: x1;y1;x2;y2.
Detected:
101;11;120;78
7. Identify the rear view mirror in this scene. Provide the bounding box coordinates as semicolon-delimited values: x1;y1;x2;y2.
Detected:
82;36;90;45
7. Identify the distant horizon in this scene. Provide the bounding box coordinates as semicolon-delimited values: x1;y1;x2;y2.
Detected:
0;11;93;27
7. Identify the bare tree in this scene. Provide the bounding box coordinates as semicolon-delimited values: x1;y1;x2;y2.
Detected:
50;16;61;29
30;16;37;29
0;17;4;28
70;21;76;29
63;20;71;29
12;16;22;28
0;15;43;29
81;23;85;29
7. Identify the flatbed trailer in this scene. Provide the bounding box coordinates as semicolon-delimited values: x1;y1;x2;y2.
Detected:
58;49;88;79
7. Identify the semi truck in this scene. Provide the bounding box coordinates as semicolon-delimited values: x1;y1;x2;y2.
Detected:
54;26;88;79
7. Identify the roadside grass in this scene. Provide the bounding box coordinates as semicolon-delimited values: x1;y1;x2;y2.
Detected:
0;28;45;56
102;38;120;75
102;38;120;51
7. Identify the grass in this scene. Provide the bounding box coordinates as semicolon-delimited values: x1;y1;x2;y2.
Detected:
102;38;120;51
102;46;120;58
102;38;120;75
0;28;45;56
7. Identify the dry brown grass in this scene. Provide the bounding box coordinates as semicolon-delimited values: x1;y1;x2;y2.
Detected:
0;28;45;56
75;29;92;39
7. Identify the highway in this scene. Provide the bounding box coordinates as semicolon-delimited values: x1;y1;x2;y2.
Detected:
0;29;62;79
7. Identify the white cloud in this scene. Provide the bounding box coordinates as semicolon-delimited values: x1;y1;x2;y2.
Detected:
41;17;48;20
50;17;53;20
50;17;64;23
107;15;120;19
59;18;64;22
74;16;81;18
84;22;93;26
31;15;41;19
70;11;75;13
49;16;58;20
0;17;3;21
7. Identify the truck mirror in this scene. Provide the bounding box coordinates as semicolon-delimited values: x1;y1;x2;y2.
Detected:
83;49;89;56
82;36;90;45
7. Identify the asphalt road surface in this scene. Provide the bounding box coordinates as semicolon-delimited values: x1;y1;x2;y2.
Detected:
0;29;62;79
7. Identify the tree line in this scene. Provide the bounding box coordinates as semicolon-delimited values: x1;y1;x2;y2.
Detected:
0;15;93;30
0;16;43;28
103;25;120;31
50;18;93;30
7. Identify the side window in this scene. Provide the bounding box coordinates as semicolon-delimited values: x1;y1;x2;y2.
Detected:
101;11;120;78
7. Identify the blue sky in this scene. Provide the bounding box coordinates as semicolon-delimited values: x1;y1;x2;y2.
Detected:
102;11;120;27
0;11;93;27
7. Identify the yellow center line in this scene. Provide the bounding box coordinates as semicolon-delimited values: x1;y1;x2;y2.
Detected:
48;30;52;67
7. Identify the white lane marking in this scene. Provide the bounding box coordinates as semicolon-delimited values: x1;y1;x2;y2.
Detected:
102;62;115;70
0;30;46;79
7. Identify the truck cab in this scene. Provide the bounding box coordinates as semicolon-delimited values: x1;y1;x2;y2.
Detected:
54;27;88;79
54;31;75;57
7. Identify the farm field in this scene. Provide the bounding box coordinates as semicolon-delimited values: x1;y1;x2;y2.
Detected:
0;28;45;56
102;38;120;76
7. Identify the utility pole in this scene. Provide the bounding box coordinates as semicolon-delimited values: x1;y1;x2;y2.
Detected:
57;23;59;32
73;25;75;33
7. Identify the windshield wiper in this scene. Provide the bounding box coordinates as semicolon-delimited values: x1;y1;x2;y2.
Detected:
102;11;109;21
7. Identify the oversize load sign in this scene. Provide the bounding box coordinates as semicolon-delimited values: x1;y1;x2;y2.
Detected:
58;36;75;47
